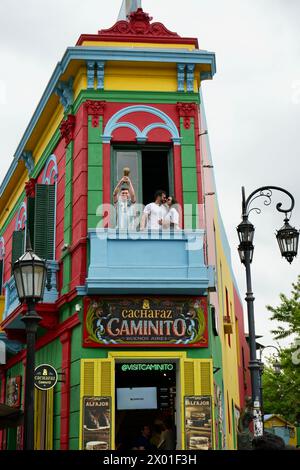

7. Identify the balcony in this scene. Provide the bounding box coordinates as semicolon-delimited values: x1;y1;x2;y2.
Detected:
2;260;59;321
86;229;215;294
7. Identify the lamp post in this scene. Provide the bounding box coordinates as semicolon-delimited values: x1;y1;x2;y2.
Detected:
237;186;299;438
259;345;281;430
13;234;47;450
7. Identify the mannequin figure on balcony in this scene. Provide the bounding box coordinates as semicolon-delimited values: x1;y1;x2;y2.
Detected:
113;174;136;230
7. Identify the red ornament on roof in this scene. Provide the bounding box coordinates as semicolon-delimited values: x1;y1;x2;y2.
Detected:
98;8;178;38
76;8;198;47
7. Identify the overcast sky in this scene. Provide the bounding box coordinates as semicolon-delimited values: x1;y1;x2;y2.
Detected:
0;0;299;352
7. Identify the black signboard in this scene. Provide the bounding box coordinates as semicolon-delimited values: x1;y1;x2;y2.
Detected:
84;297;208;348
34;364;58;391
82;397;111;450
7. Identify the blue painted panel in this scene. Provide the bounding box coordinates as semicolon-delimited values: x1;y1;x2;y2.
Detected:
86;229;215;294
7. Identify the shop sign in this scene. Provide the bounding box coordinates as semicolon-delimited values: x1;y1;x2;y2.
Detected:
82;397;111;450
34;364;58;391
185;396;213;450
120;363;174;372
6;376;22;408
83;297;208;348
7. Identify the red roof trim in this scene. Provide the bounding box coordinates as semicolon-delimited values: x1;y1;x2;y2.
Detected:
76;8;199;48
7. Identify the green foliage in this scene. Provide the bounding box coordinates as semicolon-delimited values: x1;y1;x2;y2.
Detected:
263;276;300;423
267;275;300;340
262;348;300;424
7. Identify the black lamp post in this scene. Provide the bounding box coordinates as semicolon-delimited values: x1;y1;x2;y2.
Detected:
237;186;299;438
13;234;47;450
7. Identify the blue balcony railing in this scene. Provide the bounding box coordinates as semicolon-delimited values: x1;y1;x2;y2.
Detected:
86;229;215;295
3;260;59;321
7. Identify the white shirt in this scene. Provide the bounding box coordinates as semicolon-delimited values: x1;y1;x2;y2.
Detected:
164;207;180;230
115;196;135;230
143;203;168;229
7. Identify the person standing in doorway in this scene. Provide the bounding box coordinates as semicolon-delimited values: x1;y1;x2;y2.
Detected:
140;190;168;230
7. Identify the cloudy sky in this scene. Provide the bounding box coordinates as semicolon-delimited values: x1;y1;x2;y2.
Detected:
0;0;299;352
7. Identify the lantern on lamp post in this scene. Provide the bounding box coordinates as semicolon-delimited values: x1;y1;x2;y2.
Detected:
13;234;47;450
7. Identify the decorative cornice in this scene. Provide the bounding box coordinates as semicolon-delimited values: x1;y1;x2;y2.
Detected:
177;64;185;92
186;64;195;93
96;61;105;90
86;61;95;89
85;100;106;128
177;102;197;129
54;77;74;112
60;114;76;146
20;151;34;175
98;8;179;40
24;178;37;198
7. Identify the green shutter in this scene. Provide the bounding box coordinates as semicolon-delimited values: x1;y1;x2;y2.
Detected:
27;196;35;248
11;230;25;273
34;184;56;260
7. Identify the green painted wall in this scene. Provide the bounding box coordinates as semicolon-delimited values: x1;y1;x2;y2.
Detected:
180;117;198;230
61;140;74;294
34;338;62;450
88;116;103;229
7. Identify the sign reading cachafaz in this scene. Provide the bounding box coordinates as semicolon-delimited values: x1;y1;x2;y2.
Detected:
34;364;58;391
83;297;208;348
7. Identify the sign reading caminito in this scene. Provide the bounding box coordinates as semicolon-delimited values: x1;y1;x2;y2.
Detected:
83;297;208;348
34;364;58;391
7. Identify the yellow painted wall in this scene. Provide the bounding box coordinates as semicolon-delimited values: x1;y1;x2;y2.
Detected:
213;204;240;449
0;171;28;228
74;66;88;101
80;41;196;51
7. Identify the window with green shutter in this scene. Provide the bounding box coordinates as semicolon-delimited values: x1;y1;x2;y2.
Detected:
11;230;25;274
34;184;56;260
27;196;35;249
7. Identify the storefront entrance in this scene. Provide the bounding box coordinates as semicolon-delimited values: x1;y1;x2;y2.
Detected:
115;360;178;451
80;353;213;450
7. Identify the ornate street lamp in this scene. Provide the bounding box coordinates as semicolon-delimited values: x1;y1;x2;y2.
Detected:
13;233;47;450
276;219;299;264
237;186;299;438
